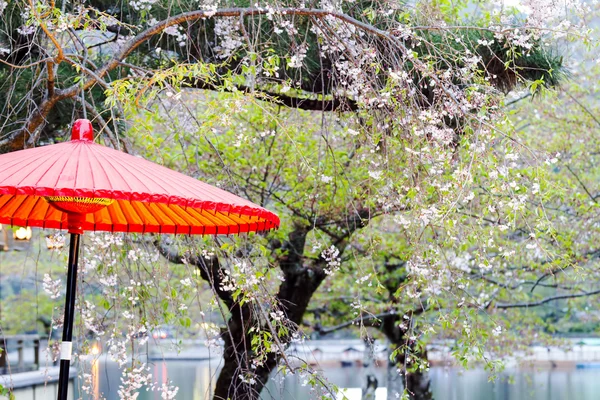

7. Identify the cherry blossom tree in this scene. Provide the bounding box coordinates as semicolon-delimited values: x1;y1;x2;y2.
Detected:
0;0;596;399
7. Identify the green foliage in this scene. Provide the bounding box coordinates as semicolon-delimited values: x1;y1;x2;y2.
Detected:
0;382;15;400
416;28;566;92
0;0;595;397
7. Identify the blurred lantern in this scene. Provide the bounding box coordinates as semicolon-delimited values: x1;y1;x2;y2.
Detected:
90;343;100;355
13;226;32;241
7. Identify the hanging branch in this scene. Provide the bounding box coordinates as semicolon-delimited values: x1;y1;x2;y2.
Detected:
494;289;600;309
3;5;484;151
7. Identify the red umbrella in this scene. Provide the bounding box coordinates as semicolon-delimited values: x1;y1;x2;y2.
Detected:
0;119;279;400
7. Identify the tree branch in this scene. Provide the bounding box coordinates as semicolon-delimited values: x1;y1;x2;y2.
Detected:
75;96;128;152
187;79;357;111
565;91;600;129
566;164;597;204
154;239;234;308
4;7;407;151
317;312;397;335
46;61;55;98
528;248;600;293
494;289;600;309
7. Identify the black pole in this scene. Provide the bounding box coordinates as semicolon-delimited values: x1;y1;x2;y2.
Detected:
57;233;80;400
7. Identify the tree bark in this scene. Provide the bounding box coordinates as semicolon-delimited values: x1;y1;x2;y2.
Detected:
395;350;433;400
210;223;328;399
381;315;433;400
213;302;258;400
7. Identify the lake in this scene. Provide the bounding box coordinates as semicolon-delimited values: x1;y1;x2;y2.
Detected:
76;359;600;400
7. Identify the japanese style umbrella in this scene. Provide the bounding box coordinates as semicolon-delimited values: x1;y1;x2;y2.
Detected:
0;119;279;400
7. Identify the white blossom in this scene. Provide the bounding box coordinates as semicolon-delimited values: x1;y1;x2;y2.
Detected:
321;245;341;275
43;274;62;299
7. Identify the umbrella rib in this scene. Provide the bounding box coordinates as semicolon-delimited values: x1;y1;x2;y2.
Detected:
198;210;232;234
6;196;27;225
43;143;83;194
95;146;160;198
92;201;123;233
181;207;218;232
156;203;194;234
130;202;157;233
97;146;232;210
102;147;198;199
212;211;242;234
146;202;177;231
0;146;66;193
71;144;81;192
108;146;189;197
94;145;272;223
83;144;95;194
43;200;60;221
88;145;114;198
219;213;248;234
88;144;133;197
120;155;199;203
167;204;204;230
24;196;45;225
39;143;83;191
0;147;57;178
101;203;121;232
0;194;13;210
83;144;135;195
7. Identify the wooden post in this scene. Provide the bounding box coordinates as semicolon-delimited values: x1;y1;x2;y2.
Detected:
0;340;6;373
1;227;8;251
17;339;24;371
34;338;40;367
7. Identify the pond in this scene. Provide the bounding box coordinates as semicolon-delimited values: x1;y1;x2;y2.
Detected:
76;359;600;400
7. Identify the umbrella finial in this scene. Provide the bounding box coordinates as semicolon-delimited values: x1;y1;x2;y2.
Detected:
72;119;94;141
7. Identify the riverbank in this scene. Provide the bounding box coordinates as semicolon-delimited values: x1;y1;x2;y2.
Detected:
147;337;600;370
429;339;600;369
0;367;76;400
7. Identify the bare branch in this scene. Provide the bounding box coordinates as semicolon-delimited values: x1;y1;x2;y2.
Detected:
46;61;55;98
3;7;413;150
317;312;396;335
565;91;600;129
566;164;597;204
494;289;600;309
154;239;234;308
187;79;358;111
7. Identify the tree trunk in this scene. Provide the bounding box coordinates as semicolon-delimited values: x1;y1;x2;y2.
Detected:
396;352;433;400
362;374;378;400
211;225;328;400
213;302;257;400
386;347;403;399
381;316;433;400
384;343;433;400
212;266;327;399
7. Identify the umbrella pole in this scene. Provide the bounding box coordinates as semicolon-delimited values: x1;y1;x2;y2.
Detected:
57;233;81;400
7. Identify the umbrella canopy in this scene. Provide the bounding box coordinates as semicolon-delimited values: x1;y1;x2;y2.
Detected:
0;119;279;400
0;119;279;234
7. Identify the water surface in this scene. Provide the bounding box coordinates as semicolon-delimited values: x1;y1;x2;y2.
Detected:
80;359;600;399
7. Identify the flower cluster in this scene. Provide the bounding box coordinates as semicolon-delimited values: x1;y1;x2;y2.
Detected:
219;260;265;301
42;274;62;299
164;25;187;47
321;245;341;275
129;0;158;11
214;18;244;59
